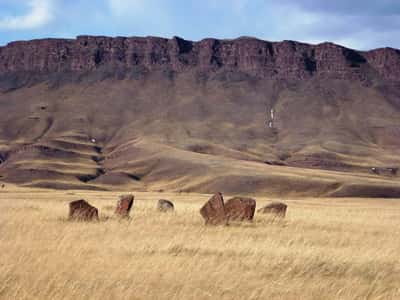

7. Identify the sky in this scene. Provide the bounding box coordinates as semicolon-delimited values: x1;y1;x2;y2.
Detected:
0;0;399;50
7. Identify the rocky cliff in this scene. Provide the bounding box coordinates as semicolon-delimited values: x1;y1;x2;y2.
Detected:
0;36;399;82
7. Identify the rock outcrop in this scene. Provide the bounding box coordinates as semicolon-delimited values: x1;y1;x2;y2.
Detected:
0;36;399;83
157;199;174;212
69;199;99;221
258;202;287;218
224;197;256;221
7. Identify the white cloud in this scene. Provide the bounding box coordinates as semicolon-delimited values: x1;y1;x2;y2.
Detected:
0;0;54;30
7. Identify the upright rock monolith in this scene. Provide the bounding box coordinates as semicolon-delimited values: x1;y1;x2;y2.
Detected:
199;192;227;225
115;194;134;217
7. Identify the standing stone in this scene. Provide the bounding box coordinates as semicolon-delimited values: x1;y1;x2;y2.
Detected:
225;197;256;221
115;194;134;217
199;192;227;225
69;199;99;221
158;199;174;212
258;202;287;217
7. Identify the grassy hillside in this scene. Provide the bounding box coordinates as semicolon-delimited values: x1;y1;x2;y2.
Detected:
1;71;400;196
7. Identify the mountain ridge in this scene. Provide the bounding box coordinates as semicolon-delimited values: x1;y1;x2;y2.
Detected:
1;35;400;197
0;35;399;84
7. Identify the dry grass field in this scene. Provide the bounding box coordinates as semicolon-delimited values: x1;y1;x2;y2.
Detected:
1;185;400;299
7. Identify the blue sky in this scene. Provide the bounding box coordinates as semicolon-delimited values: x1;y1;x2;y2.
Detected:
0;0;399;50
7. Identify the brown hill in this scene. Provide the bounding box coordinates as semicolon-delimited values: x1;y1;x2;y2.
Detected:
0;35;400;197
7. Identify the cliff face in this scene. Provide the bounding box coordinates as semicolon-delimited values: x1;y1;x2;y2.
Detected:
0;36;399;81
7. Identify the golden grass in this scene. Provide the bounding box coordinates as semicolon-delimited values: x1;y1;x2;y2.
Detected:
1;186;400;299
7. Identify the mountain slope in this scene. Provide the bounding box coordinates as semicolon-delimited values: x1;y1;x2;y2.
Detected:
0;36;400;196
